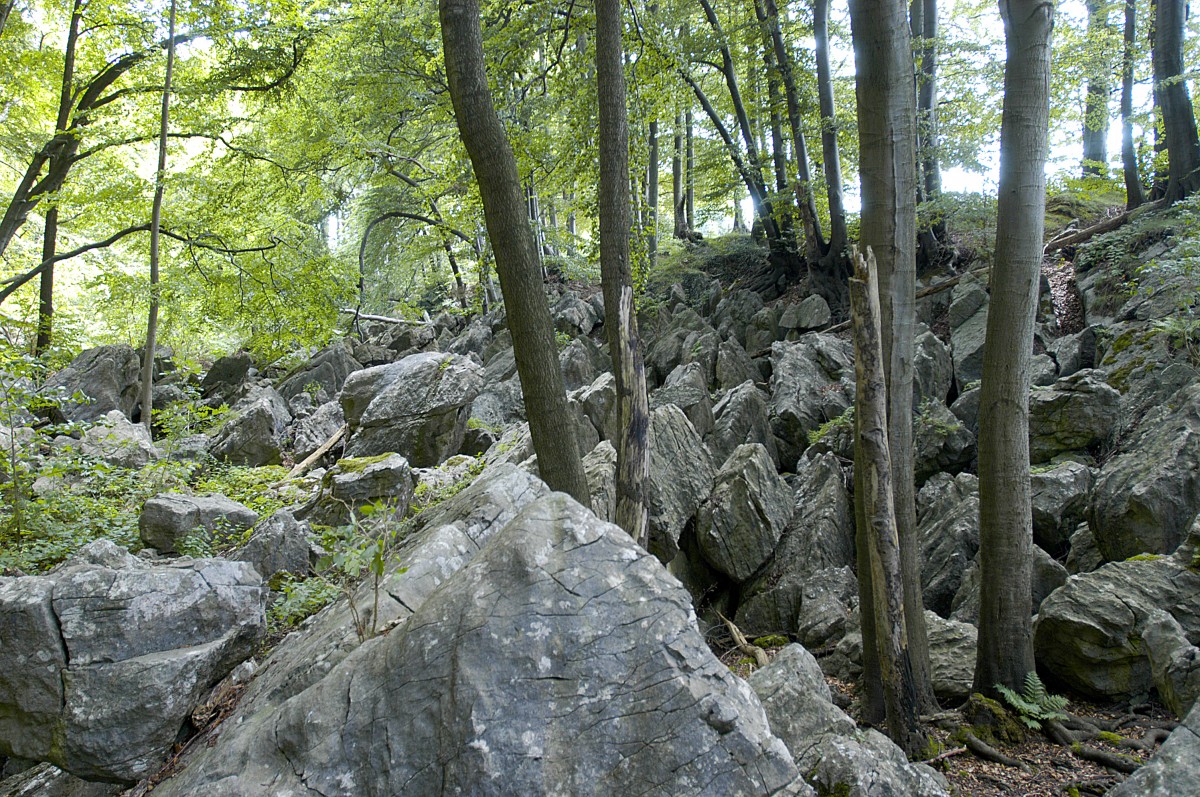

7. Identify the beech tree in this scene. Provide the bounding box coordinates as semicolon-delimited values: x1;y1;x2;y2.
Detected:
1152;0;1200;201
440;0;590;503
974;0;1054;696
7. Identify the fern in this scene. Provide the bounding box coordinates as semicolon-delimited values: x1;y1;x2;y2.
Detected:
995;673;1069;730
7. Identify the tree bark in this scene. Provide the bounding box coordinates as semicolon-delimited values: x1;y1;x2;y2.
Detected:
974;0;1053;697
440;0;590;503
1152;0;1200;201
597;0;650;545
1082;0;1111;177
813;0;849;259
673;111;688;238
851;246;926;758
686;109;695;231
0;0;14;38
139;0;178;429
1121;0;1145;209
848;0;937;716
913;0;946;268
648;119;659;273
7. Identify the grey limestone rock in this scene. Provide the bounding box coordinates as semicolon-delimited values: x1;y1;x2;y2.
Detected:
950;545;1067;625
715;338;762;391
769;334;855;466
232;509;315;581
913;325;953;406
302;453;414;528
1030;460;1093;556
207;388;292;466
1028;370;1120;464
77;410;158;468
149;492;804;797
276;341;361;404
341;352;483;466
0;540;265;783
558;335;605;391
1106;701;1200;797
646;405;716;562
551;291;601;337
652;361;714;438
926;610;978;704
289;399;345;462
572;372;618;444
917;473;979;617
913;400;975;483
42;345;141;423
713;288;765;347
139;493;259;555
707;380;777;469
0;762;123;796
583;440;617;523
948;278;989;388
1047;325;1098;378
1142;609;1200;718
696;443;792;583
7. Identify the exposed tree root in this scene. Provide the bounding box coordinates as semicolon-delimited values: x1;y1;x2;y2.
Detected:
1046;719;1143;774
717;612;768;668
963;731;1032;773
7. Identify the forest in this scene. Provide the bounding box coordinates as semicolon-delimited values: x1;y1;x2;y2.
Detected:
2;0;1200;794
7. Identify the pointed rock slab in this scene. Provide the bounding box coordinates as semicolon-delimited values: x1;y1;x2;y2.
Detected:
768;335;855;466
646;405;716;563
1027;370;1120;464
341;352;483;467
150;493;805;797
1106;700;1200;797
42;345;141;423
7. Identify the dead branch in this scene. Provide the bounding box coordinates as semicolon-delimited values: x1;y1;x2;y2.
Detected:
717;612;769;668
1043;199;1167;255
919;746;968;765
338;309;431;326
276;423;348;484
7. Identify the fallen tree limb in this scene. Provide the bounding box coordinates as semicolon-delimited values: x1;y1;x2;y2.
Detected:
919;746;967;765
963;731;1032;773
717;612;768;668
338;308;430;326
276;423;347;484
1043;199;1168;255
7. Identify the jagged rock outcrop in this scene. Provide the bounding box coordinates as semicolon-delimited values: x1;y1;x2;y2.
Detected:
1027;370;1120;463
276;341;361;404
1142;609;1200;718
232;509;316;581
301;454;414;528
207;387;292;467
917;473;979;617
652;362;714;438
73;410;158;468
913;401;975;483
1031;460;1093;556
288;400;345;462
768;334;855;465
707;380;777;468
0;541;265;783
645;405;715;562
1106;700;1200;797
42;345;141;423
150;491;804;797
139;493;259;555
925;611;978;704
341;352;483;466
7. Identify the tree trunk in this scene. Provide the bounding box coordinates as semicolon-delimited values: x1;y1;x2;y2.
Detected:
440;0;590;503
813;0;848;258
648;119;659;273
673;111;688;238
0;0;14;37
686;109;695;231
913;0;946;268
1121;0;1145;209
597;0;651;546
1152;0;1200;201
1082;0;1111;177
848;0;937;716
139;0;177;429
974;0;1052;697
851;246;926;758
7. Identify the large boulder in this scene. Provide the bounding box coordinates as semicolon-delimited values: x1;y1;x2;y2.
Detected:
42;345;141;423
207;388;292;466
276;341;361;404
288;400;345;462
232;509;315;582
1088;382;1200;561
1142;609;1200;719
695;444;792;583
917;473;979;617
707;380;777;468
1027;370;1120;463
947;277;989;388
1033;540;1200;701
713;289;765;347
926;611;978;704
749;645;949;797
302;454;414;528
139;493;259;555
715;338;761;391
768;334;855;465
551;291;601;337
149;493;805;797
913;400;975;483
950;545;1068;625
652;362;714;438
645;405;716;562
76;410;158;468
913;325;953;406
1105;701;1200;797
572;372;618;444
0;540;265;783
341;352;483;466
1030;460;1093;556
199;350;253;405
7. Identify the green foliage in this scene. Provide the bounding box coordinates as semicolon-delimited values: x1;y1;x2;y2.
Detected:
807;406;855;447
995;673;1069;730
268;573;340;632
316;502;407;642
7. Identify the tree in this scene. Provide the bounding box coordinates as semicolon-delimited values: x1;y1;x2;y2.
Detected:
1081;0;1112;177
596;0;650;545
812;0;849;264
848;0;937;723
138;0;177;429
440;0;590;503
1152;0;1200;201
974;0;1054;697
1120;0;1145;208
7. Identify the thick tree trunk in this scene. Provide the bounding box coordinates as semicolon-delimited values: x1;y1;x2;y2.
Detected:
1121;0;1145;209
0;0;14;37
848;0;937;716
1082;0;1111;177
597;0;650;545
913;0;946;269
440;0;590;503
851;246;926;758
139;0;178;429
1152;0;1200;201
974;0;1052;697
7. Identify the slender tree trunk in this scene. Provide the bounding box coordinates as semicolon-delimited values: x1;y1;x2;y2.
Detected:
443;237;468;309
0;0;14;37
686;109;695;231
1121;0;1145;209
849;0;937;718
139;0;177;429
648;119;659;273
1082;0;1111;177
673;111;688;238
1152;0;1200;201
597;0;650;546
974;0;1053;697
851;246;926;758
440;0;590;502
813;0;850;261
913;0;945;268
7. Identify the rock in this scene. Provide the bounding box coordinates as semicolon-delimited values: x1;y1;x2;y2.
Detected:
1031;460;1093;556
645;405;715;562
913;325;953;405
714;338;761;391
779;295;831;334
651;362;714;438
1106;700;1200;797
913;400;975;483
713;289;764;347
232;509;315;581
1047;325;1098;378
1142;610;1200;718
77;410;158;468
551;291;601;337
1028;370;1120;463
917;473;979;617
139;493;259;555
470;377;525;430
1089;382;1200;561
558;336;605;391
0;762;124;796
148;493;804;797
276;341;361;404
696;444;792;582
707;380;777;469
207;388;292;466
446;318;493;358
582;441;617;522
950;545;1068;625
341;352;483;466
949;384;980;436
1065;522;1104;574
572;372;618;444
1033;547;1200;701
199;350;253;405
926;611;978;704
1030;353;1059;386
948;277;989;388
303;454;414;528
769;334;855;466
792;567;858;649
42;345;141;423
0;540;265;782
750;645;949;797
289;400;345;462
645;308;719;386
745;306;780;354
